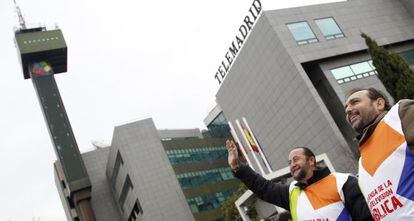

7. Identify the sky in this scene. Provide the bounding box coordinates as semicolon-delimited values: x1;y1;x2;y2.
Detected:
0;0;342;220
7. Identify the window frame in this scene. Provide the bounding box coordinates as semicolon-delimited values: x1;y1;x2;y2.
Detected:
399;49;414;65
286;21;319;45
330;60;377;84
314;17;345;40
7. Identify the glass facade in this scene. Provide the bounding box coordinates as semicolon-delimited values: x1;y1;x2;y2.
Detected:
176;167;234;189
330;60;377;84
165;146;227;164
287;21;318;45
206;112;232;138
187;189;237;213
163;138;239;219
315;17;344;40
400;49;414;65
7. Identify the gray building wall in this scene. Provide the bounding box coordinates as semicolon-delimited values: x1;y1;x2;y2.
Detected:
267;0;414;63
216;13;357;173
106;118;194;221
400;0;414;17
318;52;393;103
266;0;414;103
216;0;414;174
82;147;122;221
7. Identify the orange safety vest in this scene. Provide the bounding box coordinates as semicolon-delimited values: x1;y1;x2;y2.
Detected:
358;102;414;221
289;173;351;221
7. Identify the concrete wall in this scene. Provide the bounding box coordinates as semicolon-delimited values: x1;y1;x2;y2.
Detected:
317;40;414;105
82;148;122;221
318;52;393;104
216;0;414;174
216;14;357;173
266;0;414;63
399;0;414;18
107;118;194;221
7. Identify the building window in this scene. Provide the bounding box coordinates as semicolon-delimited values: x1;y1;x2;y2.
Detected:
287;21;318;45
111;151;124;188
128;200;143;221
119;175;133;209
206;112;231;138
186;189;237;213
330;60;377;84
399;49;414;65
165;146;228;165
315;17;344;40
176;167;235;189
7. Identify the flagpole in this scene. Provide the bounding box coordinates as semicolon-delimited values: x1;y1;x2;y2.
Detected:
241;119;280;214
228;121;255;171
242;117;273;173
236;119;266;175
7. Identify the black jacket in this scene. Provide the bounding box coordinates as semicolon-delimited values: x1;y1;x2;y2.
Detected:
234;164;373;221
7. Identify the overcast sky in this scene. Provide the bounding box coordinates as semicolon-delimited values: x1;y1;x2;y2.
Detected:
0;0;342;220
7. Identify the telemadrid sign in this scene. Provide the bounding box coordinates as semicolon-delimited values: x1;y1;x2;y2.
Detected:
214;0;262;85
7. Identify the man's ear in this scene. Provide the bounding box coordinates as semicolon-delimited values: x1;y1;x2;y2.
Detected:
310;157;316;167
376;98;386;111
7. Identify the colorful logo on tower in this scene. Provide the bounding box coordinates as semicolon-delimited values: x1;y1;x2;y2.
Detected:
30;61;54;77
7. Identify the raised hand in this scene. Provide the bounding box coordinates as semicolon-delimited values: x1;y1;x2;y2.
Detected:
226;140;239;171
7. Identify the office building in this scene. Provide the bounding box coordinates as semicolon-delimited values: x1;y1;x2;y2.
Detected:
212;0;414;219
160;128;238;221
56;118;239;221
215;0;414;174
203;105;232;139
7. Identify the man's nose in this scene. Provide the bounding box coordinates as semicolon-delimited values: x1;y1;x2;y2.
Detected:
345;105;352;114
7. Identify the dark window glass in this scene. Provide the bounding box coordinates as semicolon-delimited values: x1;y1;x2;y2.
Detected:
176;167;235;189
128;200;143;221
166;146;228;165
186;189;237;213
111;151;124;187
206;112;231;138
400;49;414;65
119;175;133;208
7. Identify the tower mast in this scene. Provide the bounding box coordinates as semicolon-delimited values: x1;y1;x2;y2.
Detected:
13;3;96;221
13;0;26;29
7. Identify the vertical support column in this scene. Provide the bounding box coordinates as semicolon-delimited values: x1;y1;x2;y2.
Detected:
29;61;95;221
73;190;96;221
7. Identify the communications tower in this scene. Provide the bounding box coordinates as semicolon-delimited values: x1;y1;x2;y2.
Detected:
13;1;96;220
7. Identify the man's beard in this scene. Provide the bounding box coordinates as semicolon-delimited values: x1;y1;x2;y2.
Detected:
294;163;310;181
351;105;378;134
350;114;364;134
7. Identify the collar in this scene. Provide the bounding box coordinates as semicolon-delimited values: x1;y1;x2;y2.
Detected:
357;111;387;146
294;167;331;189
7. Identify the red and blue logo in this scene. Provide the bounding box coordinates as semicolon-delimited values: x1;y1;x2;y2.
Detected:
30;61;54;77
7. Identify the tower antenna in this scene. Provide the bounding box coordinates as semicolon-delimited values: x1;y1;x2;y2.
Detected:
13;0;26;29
